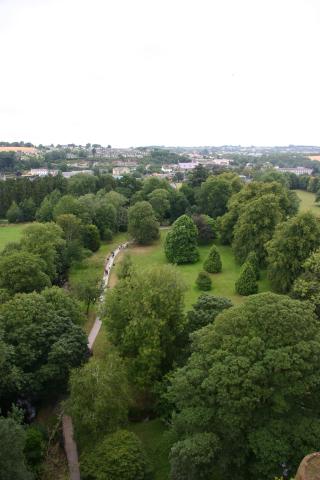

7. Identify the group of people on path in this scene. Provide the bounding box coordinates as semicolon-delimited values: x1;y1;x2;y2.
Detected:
104;242;128;276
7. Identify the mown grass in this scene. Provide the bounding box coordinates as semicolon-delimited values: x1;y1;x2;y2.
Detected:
128;419;172;480
128;230;270;310
294;189;320;216
0;223;29;251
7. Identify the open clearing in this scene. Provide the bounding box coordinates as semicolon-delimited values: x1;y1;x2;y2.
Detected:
126;230;270;310
295;189;320;216
0;223;28;251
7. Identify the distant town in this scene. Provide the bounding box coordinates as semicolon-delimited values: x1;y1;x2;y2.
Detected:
0;142;319;182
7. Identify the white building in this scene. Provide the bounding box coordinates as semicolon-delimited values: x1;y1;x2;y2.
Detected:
276;166;313;176
30;168;59;177
62;170;94;178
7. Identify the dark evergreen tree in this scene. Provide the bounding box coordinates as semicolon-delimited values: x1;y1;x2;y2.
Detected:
235;261;258;295
165;215;199;264
203;245;222;273
196;271;212;291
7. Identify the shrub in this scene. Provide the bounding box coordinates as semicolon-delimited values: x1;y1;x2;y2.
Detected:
203;245;222;273
196;271;212;291
24;426;45;469
81;430;152;480
235;261;258;295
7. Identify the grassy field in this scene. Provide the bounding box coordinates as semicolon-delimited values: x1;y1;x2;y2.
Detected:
294;189;320;216
125;231;270;309
0;223;29;251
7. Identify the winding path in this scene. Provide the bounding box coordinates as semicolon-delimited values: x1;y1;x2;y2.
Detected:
62;242;129;480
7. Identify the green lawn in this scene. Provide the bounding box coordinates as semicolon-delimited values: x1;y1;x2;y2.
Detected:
128;231;270;309
128;419;172;480
294;189;320;216
0;223;29;251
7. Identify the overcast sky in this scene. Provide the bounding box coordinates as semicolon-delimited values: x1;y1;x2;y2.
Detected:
0;0;320;147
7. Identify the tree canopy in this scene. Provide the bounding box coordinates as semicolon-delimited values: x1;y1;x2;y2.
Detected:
0;291;88;404
68;351;129;447
167;293;320;480
267;212;320;292
104;265;185;391
128;201;160;245
164;215;199;264
80;430;151;480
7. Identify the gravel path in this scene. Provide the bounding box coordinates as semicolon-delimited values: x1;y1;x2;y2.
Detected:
63;242;129;480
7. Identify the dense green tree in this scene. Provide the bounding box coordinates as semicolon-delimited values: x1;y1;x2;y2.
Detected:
235;261;258;295
180;183;196;206
291;249;320;316
104;190;128;210
0;292;88;403
232;194;282;265
195;271;212;291
185;294;232;335
203;245;222;273
187;164;209;187
219;181;300;245
53;194;84;219
56;213;82;242
148;188;170;222
141;176;171;197
128;201;160;245
0;251;51;294
20;222;67;282
35;190;61;222
0;416;33;480
68;352;129;447
192;214;217;245
168;189;189;221
20;197;36;222
94;200;117;237
6;201;23;223
267;212;320;293
167;293;320;480
81;430;151;480
104;266;185;390
24;426;45;471
68;174;98;196
81;223;101;252
73;277;102;314
41;286;84;325
165;215;199;264
115;174;142;199
197;176;233;218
